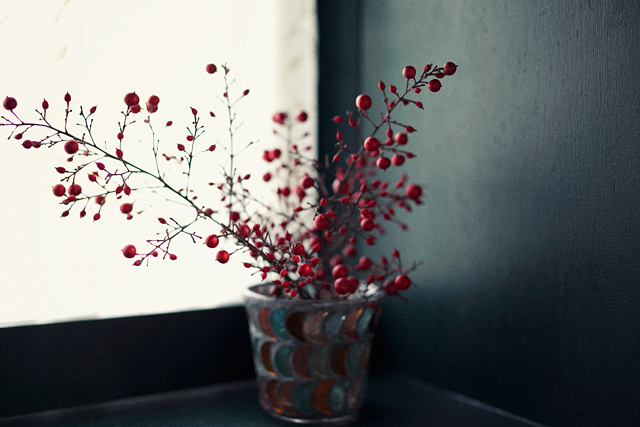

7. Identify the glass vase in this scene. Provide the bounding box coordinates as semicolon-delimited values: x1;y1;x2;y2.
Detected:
243;284;384;424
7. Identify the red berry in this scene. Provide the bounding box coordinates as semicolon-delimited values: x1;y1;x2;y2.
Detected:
376;157;391;170
122;244;137;259
90;106;97;114
42;99;49;110
334;277;351;295
360;218;374;232
403;66;416;79
384;282;398;295
263;172;272;182
52;184;66;197
300;174;314;189
116;149;124;159
123;186;131;196
405;183;422;199
64;92;71;103
343;244;357;257
130;104;141;114
428;79;442;92
148;95;160;106
95;195;106;205
64;140;79;154
296;111;308;122
68;184;82;196
357;256;372;270
394;274;411;290
394;132;408;145
243;89;250;96
332;178;349;194
390;85;397;94
364;136;380;151
332;264;348;278
355;93;372;110
3;96;17;111
22;140;33;149
169;254;178;261
272;112;287;124
205;63;217;74
378;81;385;90
216;250;230;263
332;115;343;123
443;62;457;75
297;263;312;276
124;92;139;107
117;133;124;141
120;202;133;214
347;276;359;292
314;214;330;230
93;213;101;221
392;154;405;166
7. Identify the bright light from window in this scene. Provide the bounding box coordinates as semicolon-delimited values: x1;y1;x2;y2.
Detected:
0;0;317;327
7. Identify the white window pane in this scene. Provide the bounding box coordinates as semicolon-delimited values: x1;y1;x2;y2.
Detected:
0;0;317;327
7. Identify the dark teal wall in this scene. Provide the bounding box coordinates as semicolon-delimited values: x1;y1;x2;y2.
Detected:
320;1;640;426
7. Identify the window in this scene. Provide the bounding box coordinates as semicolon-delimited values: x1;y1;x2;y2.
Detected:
0;0;317;327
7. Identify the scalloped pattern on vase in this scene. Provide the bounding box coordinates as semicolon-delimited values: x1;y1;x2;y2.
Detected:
244;286;384;423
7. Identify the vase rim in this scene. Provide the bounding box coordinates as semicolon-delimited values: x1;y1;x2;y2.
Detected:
243;283;384;306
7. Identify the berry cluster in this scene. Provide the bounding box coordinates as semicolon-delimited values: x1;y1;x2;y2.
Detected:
1;61;457;300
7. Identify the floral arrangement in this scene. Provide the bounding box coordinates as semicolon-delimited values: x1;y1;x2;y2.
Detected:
1;61;457;300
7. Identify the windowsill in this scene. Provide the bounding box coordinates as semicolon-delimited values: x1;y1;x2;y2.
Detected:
0;370;545;427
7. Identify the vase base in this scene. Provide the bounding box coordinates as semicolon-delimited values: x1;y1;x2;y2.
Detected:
267;410;358;424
